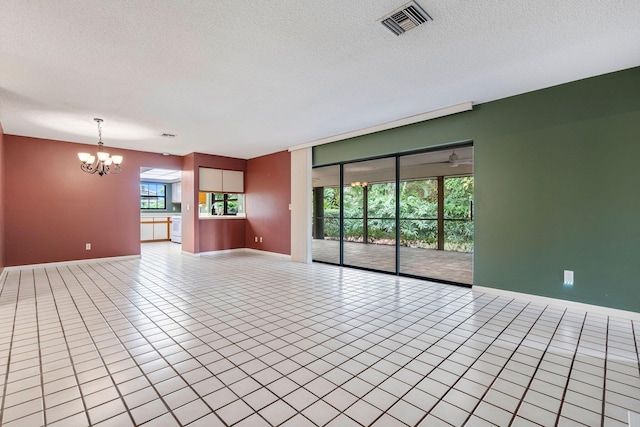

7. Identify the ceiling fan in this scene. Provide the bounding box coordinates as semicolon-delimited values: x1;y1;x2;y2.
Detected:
425;150;473;167
447;150;472;167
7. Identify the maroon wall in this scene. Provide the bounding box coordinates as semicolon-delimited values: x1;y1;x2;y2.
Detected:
3;134;182;266
0;123;5;273
199;219;246;251
182;152;247;254
245;150;291;255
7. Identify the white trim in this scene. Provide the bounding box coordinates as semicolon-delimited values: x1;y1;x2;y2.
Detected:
186;248;292;260
473;285;640;321
1;255;141;272
288;102;473;152
244;248;291;260
183;248;244;257
290;148;313;263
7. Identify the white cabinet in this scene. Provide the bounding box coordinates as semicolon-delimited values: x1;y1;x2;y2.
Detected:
199;167;244;193
222;170;244;193
141;217;170;241
171;182;182;203
141;222;154;241
199;168;223;192
154;223;168;240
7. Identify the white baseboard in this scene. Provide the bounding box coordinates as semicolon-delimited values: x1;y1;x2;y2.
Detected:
473;285;640;321
0;255;141;274
244;248;292;260
187;248;291;260
183;248;246;257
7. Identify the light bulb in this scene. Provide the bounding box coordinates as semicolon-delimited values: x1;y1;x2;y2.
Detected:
111;155;123;165
97;152;110;161
78;153;90;162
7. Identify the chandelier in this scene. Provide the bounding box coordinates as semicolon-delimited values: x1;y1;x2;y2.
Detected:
78;118;123;176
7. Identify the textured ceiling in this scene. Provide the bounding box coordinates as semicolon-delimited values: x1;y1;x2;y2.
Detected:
1;1;639;159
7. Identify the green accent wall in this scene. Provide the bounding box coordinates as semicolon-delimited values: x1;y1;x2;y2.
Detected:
313;67;640;312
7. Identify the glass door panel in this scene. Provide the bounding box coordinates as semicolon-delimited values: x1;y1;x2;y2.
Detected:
443;175;474;284
399;148;474;283
312;165;341;264
343;158;396;272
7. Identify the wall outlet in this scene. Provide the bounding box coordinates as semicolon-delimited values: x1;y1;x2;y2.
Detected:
563;270;574;286
85;243;91;250
259;237;263;243
254;236;258;242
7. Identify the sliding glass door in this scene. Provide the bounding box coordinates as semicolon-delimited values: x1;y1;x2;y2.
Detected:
311;165;340;264
343;158;396;273
312;145;473;285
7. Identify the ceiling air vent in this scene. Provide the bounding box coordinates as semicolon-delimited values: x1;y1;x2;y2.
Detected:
381;1;432;36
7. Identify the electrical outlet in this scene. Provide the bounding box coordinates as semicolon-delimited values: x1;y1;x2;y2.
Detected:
86;243;91;250
563;270;574;286
255;236;258;242
259;237;263;243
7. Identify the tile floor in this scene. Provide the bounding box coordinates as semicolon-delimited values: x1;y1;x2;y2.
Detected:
0;242;638;426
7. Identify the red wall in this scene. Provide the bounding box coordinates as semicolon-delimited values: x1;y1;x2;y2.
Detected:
3;134;182;266
0;123;5;273
245;150;291;255
182;152;248;254
199;219;246;251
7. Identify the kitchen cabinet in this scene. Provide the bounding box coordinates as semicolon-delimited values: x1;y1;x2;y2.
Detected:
171;182;181;203
199;167;244;193
222;170;244;193
141;216;171;242
141;222;154;241
199;168;223;192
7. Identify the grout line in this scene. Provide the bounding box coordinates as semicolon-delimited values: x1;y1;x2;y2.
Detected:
108;254;472;426
0;271;21;426
47;266;136;426
601;316;609;427
505;307;568;426
68;262;229;426
33;269;48;427
553;312;588;426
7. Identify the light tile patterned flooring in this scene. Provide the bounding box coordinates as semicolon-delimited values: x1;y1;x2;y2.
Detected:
0;242;638;426
312;240;473;285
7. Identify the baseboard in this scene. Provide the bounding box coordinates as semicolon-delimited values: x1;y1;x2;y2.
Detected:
244;248;292;260
185;248;292;260
186;248;246;257
473;285;640;321
1;255;141;273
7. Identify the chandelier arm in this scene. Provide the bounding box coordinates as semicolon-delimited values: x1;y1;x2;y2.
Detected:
81;162;98;174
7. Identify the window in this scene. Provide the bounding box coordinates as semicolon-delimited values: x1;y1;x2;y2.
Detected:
212;193;239;215
140;182;166;209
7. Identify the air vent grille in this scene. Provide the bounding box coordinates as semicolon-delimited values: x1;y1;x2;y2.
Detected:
381;2;432;36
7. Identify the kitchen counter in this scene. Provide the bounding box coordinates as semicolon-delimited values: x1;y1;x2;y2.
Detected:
199;213;246;220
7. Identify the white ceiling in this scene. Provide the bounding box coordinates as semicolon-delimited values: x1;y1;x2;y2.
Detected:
1;1;639;159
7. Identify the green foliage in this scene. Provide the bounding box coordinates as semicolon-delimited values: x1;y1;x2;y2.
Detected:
316;176;474;252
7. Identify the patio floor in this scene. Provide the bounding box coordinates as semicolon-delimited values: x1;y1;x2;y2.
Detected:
312;239;473;284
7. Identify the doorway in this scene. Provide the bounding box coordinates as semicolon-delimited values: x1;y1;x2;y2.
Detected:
140;168;182;246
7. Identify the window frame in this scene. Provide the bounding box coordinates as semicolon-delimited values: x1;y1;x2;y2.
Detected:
212;193;239;215
140;181;167;210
